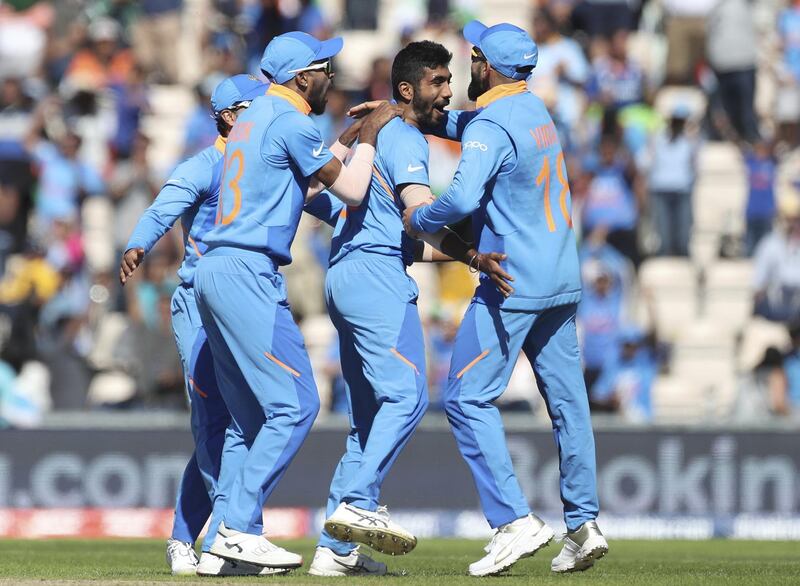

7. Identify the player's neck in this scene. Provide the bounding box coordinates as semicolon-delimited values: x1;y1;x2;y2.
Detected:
400;102;421;130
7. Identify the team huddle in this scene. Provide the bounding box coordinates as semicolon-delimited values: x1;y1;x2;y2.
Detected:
119;20;608;578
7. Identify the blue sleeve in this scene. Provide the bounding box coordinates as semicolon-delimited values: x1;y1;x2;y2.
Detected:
426;109;480;141
277;113;334;177
412;120;512;233
390;133;429;187
125;159;209;252
304;191;344;227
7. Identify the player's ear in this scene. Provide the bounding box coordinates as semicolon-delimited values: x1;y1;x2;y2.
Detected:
397;81;413;103
295;71;310;92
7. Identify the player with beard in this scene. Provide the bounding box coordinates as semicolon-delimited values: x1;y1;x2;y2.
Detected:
309;41;514;577
193;31;400;570
404;22;608;577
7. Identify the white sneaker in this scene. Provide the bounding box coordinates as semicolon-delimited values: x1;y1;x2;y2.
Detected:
324;503;416;556
196;552;291;576
208;522;303;568
551;520;608;573
166;538;199;575
308;546;388;576
468;514;554;577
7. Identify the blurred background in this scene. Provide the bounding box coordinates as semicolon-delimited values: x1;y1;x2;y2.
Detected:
0;0;798;541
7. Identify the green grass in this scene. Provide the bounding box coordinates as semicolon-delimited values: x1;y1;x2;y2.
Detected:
0;539;798;585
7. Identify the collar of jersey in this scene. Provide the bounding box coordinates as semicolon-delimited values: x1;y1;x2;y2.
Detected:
476;81;528;109
214;136;227;154
267;84;311;115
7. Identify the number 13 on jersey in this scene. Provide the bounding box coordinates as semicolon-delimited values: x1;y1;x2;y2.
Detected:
535;150;572;233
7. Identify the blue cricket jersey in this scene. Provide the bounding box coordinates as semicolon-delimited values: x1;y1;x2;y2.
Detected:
202;84;335;265
125;131;342;287
413;82;581;311
329;117;429;267
126;137;226;286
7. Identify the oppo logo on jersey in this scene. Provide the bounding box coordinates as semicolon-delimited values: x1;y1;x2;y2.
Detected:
464;141;488;151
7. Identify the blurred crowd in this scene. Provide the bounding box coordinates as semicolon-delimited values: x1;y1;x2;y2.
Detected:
1;0;800;427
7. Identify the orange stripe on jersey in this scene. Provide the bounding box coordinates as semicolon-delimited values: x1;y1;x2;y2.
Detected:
189;377;208;398
372;166;396;204
456;349;490;379
187;236;203;257
264;352;301;377
390;348;419;374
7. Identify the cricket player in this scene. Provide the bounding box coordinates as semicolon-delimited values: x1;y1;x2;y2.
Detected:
404;22;608;577
310;41;514;577
193;31;401;569
119;74;343;576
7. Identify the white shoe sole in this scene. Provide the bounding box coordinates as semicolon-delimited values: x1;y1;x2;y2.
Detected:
552;542;609;573
209;544;302;569
324;519;416;556
171;567;197;576
469;524;555;577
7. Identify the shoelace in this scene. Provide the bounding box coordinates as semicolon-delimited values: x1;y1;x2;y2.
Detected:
376;505;390;521
168;541;197;561
254;537;279;555
484;530;503;553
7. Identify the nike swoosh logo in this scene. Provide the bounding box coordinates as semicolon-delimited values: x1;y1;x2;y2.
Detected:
224;542;243;553
523;53;535;59
313;142;325;157
407;164;424;172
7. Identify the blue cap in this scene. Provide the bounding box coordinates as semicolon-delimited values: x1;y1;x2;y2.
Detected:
463;20;538;81
211;74;269;114
260;31;343;84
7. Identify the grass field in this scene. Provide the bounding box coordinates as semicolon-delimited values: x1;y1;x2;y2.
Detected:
1;539;798;585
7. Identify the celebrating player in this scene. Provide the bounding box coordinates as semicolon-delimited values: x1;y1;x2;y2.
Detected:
192;32;400;570
309;40;513;577
119;74;343;577
404;22;608;577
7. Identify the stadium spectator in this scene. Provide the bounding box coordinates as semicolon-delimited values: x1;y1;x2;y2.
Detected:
529;8;589;137
706;0;760;144
757;320;800;417
131;0;183;84
647;105;698;257
777;0;800;149
181;77;220;158
109;132;160;260
24;99;105;235
364;56;393;102
0;77;35;269
662;0;715;85
580;133;642;267
288;0;332;39
753;195;800;322
591;325;659;421
63;17;134;91
577;230;633;393
570;0;633;41
0;1;52;80
586;30;645;112
109;63;150;160
425;307;459;411
743;140;777;256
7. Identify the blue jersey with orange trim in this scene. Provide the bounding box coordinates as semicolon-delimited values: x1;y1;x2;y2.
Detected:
202;84;335;265
126;137;226;286
330;117;428;267
412;82;581;311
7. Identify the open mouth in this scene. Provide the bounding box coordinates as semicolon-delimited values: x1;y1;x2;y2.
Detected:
432;102;449;116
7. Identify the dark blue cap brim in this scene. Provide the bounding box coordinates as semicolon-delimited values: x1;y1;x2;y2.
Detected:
463;20;487;47
315;36;343;61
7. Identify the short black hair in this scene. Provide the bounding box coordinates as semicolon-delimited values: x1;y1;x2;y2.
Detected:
391;40;452;101
215;115;230;137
